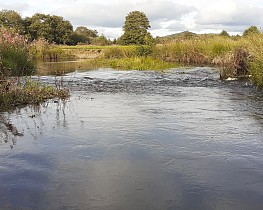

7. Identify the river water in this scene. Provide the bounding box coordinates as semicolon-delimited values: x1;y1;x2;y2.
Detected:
0;64;263;210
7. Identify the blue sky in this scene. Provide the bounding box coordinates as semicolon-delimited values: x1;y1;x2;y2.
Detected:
0;0;263;39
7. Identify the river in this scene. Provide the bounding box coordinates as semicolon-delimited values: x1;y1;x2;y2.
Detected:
0;63;263;210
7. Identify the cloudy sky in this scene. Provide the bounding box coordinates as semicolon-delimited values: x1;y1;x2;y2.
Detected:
0;0;263;39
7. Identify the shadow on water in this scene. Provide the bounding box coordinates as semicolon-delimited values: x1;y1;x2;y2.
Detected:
0;114;22;149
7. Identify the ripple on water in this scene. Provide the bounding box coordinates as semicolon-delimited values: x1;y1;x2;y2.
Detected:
1;67;263;210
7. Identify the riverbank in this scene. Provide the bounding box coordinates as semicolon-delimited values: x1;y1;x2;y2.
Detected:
58;34;263;87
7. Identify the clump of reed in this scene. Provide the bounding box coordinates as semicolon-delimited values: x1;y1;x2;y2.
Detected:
212;47;250;79
0;28;36;76
242;34;263;87
0;79;69;111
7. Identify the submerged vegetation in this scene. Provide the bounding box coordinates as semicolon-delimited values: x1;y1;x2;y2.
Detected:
0;79;69;111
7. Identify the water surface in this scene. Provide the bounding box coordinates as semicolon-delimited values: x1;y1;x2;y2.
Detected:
0;67;263;210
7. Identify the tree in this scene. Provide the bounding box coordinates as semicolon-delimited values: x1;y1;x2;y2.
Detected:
0;10;24;34
219;30;230;37
75;26;98;38
243;26;261;37
24;13;73;44
91;35;111;46
119;11;152;45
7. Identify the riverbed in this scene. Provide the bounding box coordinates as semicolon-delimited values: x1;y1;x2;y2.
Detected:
0;65;263;209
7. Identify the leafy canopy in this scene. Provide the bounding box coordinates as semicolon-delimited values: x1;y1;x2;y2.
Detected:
24;13;73;44
243;26;261;37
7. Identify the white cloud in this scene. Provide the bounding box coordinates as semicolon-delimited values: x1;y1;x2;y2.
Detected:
0;1;29;13
196;0;263;27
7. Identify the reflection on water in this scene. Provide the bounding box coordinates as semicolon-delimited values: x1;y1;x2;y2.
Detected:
1;68;263;210
36;60;97;76
0;115;19;149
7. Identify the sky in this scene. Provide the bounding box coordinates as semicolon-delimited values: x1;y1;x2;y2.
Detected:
0;0;263;39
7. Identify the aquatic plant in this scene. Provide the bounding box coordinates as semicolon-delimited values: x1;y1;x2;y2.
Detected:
87;57;177;71
0;79;69;111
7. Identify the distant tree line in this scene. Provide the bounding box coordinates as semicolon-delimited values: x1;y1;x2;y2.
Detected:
0;9;262;46
0;9;111;45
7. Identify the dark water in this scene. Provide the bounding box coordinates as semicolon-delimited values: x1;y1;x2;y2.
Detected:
1;66;263;210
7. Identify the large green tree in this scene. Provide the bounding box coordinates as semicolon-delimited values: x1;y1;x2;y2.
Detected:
24;13;73;44
119;11;152;45
0;10;24;34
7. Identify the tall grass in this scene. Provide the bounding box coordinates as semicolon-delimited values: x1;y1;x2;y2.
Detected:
29;38;73;61
152;36;240;65
0;28;36;77
242;34;263;87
